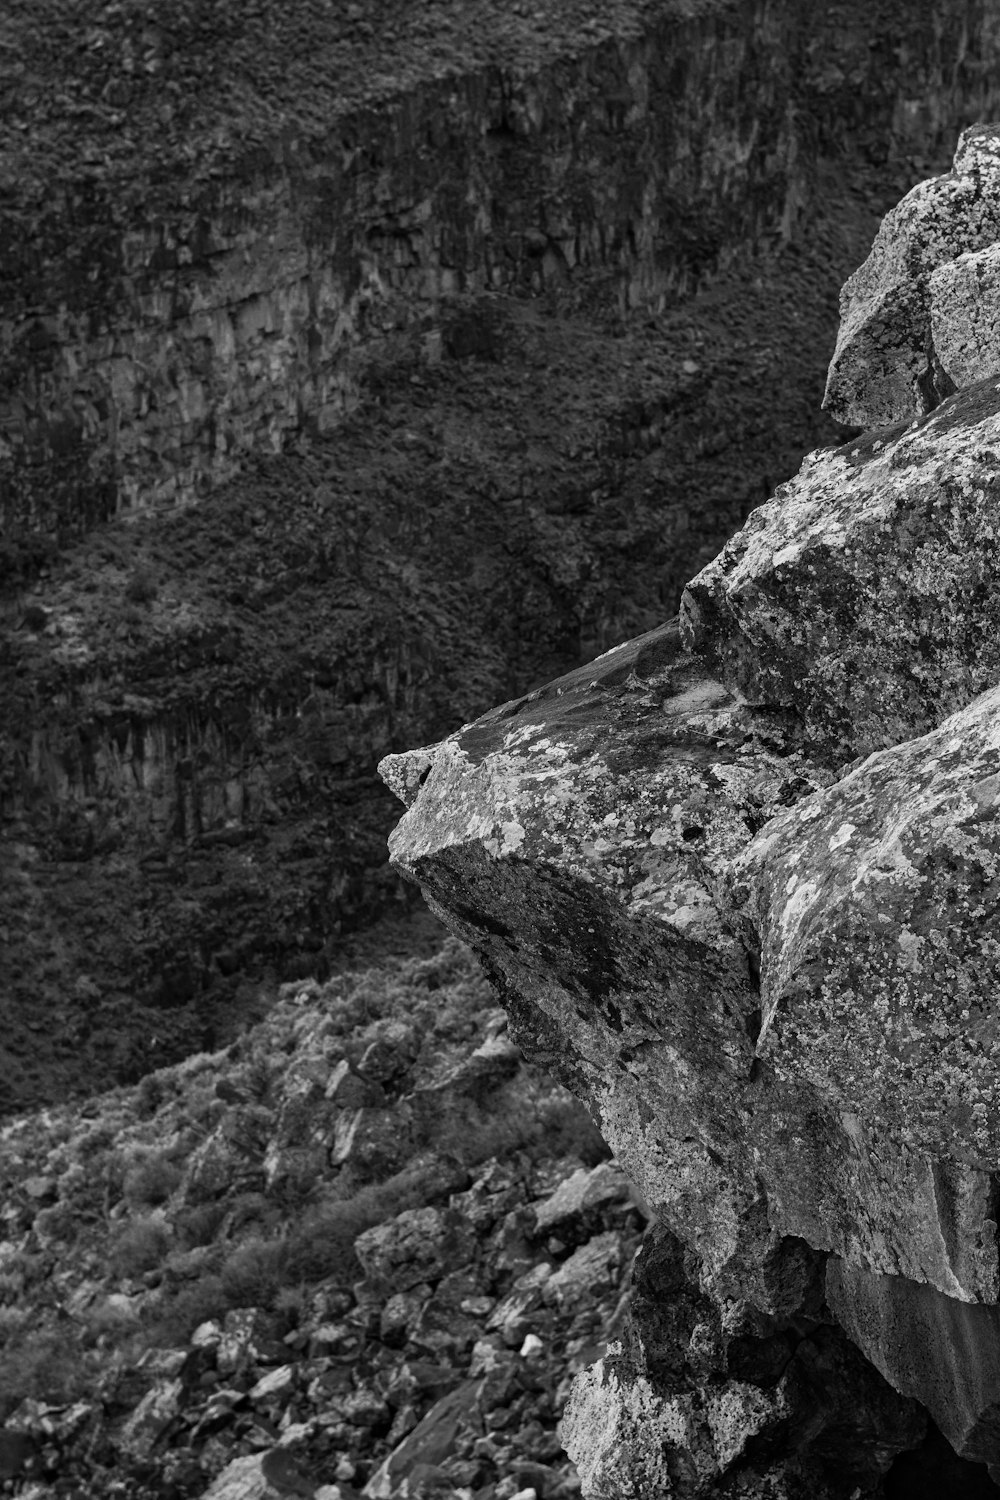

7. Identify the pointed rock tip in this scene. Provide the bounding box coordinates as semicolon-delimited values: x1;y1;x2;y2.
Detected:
378;745;437;807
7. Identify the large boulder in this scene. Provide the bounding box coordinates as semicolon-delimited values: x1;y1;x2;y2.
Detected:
381;124;1000;1490
824;123;1000;426
680;375;1000;761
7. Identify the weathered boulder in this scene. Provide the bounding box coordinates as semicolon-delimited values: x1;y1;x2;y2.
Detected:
362;1380;483;1500
382;627;999;1301
531;1161;635;1245
824;123;1000;426
354;1206;476;1296
930;240;1000;393
680;375;1000;761
381;123;1000;1490
730;684;1000;1181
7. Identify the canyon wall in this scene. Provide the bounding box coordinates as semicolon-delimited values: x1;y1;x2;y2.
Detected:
5;0;1000;1112
3;0;999;571
381;126;1000;1493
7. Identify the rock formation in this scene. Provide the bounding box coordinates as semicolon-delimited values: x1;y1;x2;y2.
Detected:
0;938;642;1497
6;0;1000;1115
381;124;1000;1492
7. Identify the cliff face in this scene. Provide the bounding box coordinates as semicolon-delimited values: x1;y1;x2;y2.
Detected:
3;0;810;560
382;126;1000;1493
10;0;997;567
5;0;1000;1115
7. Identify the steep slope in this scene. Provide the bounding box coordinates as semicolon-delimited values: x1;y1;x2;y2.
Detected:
0;938;641;1498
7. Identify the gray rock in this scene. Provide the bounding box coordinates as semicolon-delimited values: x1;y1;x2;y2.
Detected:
824;123;1000;426
354;1207;476;1295
531;1162;633;1241
362;1380;483;1499
681;377;1000;761
380;121;1000;1488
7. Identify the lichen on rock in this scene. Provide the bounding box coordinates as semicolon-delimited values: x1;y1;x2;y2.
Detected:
382;120;1000;1491
824;122;1000;427
680;374;1000;761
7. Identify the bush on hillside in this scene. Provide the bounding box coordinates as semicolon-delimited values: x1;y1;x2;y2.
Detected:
123;1151;184;1208
219;1237;287;1309
113;1215;173;1277
0;1330;88;1421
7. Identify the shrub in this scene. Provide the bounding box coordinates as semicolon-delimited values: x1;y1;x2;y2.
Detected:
273;1284;307;1329
283;1160;445;1285
145;1274;227;1347
124;565;158;604
0;1273;23;1305
0;1307;29;1346
123;1152;183;1208
431;1110;538;1169
220;1237;287;1309
112;1216;172;1277
79;1122;118;1153
135;1072;166;1120
245;1055;273;1103
82;1299;143;1348
282;1200;371;1286
0;1330;87;1420
534;1096;612;1167
175;1201;228;1249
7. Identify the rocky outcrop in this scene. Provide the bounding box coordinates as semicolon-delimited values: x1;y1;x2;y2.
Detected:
0;938;641;1497
825;123;1000;425
8;0;1000;1116
381;127;1000;1490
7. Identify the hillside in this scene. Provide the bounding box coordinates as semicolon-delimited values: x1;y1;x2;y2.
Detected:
0;938;645;1497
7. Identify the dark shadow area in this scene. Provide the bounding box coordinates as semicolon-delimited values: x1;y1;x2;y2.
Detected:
884;1421;1000;1498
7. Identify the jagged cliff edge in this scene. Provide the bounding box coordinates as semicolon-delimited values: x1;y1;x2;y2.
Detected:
379;123;1000;1495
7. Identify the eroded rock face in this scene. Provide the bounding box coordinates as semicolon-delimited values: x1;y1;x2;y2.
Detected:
680;375;1000;761
382;124;1000;1490
824;123;1000;426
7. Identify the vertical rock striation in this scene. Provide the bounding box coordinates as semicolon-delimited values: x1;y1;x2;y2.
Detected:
381;126;1000;1491
4;0;1000;570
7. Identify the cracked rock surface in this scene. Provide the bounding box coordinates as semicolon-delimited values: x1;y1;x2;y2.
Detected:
382;125;1000;1492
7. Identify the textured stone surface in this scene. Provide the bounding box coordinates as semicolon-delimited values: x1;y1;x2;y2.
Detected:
827;1257;1000;1466
382;626;1000;1303
681;374;1000;760
562;1349;788;1498
730;684;1000;1176
382;121;1000;1489
824;123;1000;426
930;240;1000;390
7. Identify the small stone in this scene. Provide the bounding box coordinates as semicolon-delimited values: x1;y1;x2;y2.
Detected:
249;1365;296;1403
22;1176;57;1202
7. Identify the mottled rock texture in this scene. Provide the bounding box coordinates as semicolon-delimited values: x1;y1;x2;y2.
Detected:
382;125;1000;1491
824;123;1000;426
681;373;1000;760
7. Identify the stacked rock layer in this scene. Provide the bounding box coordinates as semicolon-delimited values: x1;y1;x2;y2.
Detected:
380;124;1000;1494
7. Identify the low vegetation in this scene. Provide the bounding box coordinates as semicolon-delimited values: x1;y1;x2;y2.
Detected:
0;936;617;1473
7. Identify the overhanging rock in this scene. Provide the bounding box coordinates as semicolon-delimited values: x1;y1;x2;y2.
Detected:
381;123;1000;1491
